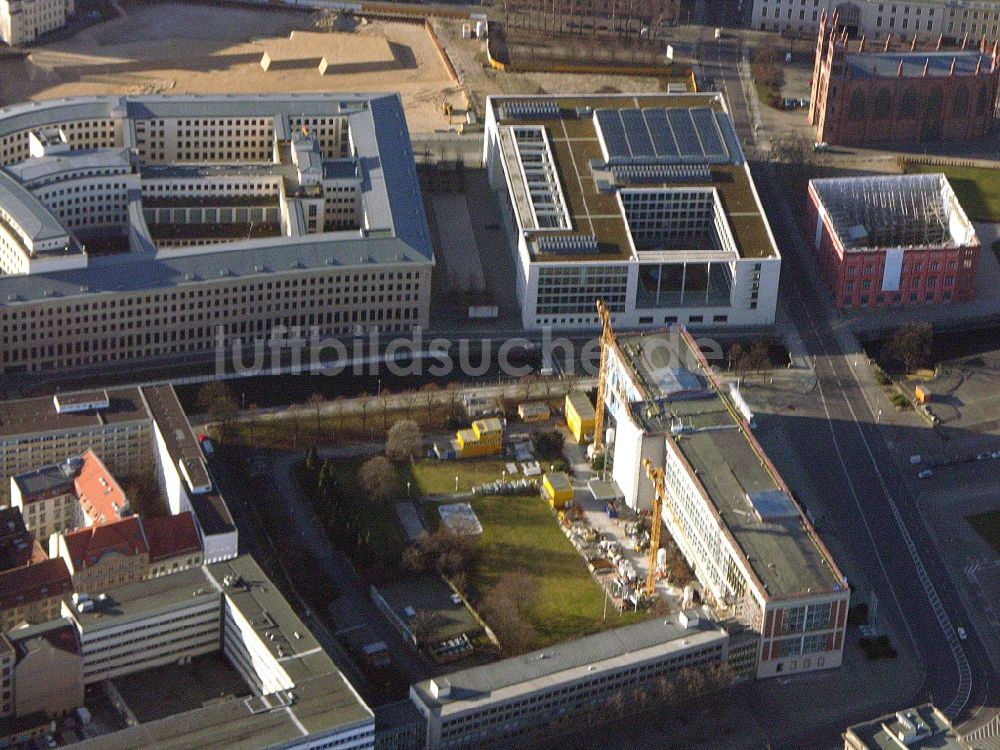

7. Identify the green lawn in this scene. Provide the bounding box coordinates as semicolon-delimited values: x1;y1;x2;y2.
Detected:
312;454;647;647
968;510;1000;554
903;162;1000;222
406;458;509;495
425;494;647;648
304;457;510;565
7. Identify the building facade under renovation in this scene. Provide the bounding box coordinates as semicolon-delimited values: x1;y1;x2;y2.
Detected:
599;327;850;680
483;94;781;331
809;10;1000;145
807;173;979;309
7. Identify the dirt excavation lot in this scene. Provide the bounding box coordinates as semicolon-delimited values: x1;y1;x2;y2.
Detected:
0;1;463;133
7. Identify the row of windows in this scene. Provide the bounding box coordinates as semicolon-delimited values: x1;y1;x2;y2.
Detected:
841;289;958;305
440;647;725;737
845;274;957;291
845;83;992;122
1;272;421;320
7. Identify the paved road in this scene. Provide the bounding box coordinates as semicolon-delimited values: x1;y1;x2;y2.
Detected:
687;32;1000;734
753;162;998;732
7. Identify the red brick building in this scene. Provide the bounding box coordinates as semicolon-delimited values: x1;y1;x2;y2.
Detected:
809;10;1000;145
806;173;980;309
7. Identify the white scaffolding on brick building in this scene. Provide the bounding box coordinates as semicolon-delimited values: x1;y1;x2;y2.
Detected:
812;173;972;250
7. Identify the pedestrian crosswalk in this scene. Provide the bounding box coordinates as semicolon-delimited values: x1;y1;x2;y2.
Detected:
964;714;1000;750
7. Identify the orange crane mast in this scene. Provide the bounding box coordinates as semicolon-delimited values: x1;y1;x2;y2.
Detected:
593;299;612;452
641;458;665;597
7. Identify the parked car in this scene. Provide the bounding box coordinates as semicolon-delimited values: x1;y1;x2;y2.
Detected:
917;469;933;479
957;626;967;640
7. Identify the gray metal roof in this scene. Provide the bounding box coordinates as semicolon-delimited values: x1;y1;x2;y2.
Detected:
0;98;120;139
0;234;425;306
322;159;360;181
845;704;968;750
3;148;134;186
846;50;990;78
67;566;215;631
206;556;340;685
69;555;373;750
0;169;68;244
0;93;433;306
11;462;75;498
412;615;727;712
73;672;372;750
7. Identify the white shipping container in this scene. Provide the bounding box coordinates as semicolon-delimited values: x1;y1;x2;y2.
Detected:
468;304;499;319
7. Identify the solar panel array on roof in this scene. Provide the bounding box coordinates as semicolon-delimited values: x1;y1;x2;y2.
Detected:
594;109;629;162
610;163;712;184
534;234;600;255
499;99;561;119
594;108;736;166
620;109;655;160
645;109;679;161
690;108;727;162
665;109;701;162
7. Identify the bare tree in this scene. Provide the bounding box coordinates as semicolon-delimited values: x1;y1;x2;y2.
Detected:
358;392;370;430
247;403;258;447
481;571;539;654
402;528;476;576
307;393;325;434
196;382;239;433
358;455;399;503
287;404;301;448
333;395;346;432
889;322;933;373
727;343;745;372
409;609;446;647
379;389;392;431
386;419;424;462
420;382;440;421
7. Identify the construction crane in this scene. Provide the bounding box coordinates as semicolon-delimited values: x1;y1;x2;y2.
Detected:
593;299;613;452
641;458;665;598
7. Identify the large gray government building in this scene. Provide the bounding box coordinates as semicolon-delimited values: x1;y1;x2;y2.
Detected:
0;93;434;375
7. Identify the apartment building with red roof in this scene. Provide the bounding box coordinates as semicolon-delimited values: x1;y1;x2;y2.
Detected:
143;512;203;579
0;558;72;631
52;517;149;595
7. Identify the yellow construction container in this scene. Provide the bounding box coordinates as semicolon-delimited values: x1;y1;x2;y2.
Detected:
542;472;574;509
517;402;550;423
455;417;504;457
565;391;596;444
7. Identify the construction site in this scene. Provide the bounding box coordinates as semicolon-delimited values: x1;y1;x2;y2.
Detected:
583;301;850;680
0;1;465;133
806;173;981;309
